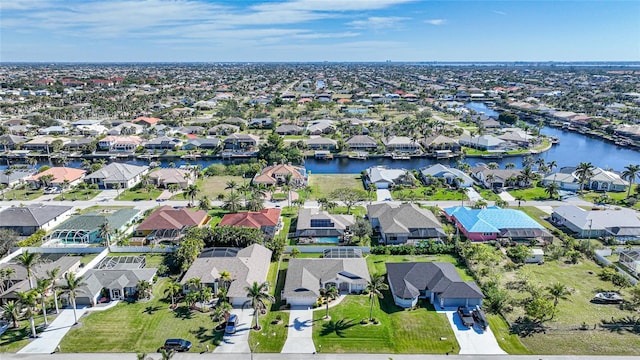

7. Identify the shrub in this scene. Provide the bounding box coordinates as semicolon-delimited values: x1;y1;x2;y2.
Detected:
17;229;46;247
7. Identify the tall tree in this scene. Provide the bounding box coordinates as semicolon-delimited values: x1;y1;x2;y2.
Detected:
164;281;182;308
545;282;572;311
36;278;52;326
329;188;365;214
366;275;389;322
62;272;87;324
16;250;40;289
223;191;242;212
545;182;560;200
182;184;201;207
622;164;640;199
2;300;21;329
575;162;595;193
319;285;339;320
17;290;38;337
243;281;274;330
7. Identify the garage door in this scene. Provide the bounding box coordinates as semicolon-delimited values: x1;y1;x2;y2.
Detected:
286;296;316;307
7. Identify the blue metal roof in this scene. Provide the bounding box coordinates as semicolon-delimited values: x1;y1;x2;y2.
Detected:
445;206;543;233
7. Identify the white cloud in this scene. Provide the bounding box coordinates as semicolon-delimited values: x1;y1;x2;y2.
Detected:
348;16;409;29
252;0;416;12
424;19;446;26
493;10;507;16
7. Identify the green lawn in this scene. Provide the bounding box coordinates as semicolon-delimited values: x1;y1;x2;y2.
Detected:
499;259;640;355
312;295;458;353
2;187;44;201
475;187;500;201
308;174;366;199
106;253;168;268
54;188;101;201
76;205;133;214
185;175;245;200
517;206;557;231
508;186;550;201
59;277;223;353
487;315;531;354
330;205;367;217
581;185;640;210
392;187;467;201
0;314;50;353
115;188;163;201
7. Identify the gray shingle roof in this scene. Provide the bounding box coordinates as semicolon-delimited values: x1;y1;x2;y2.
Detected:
0;204;72;227
85;163;148;182
386;262;483;300
283;258;369;299
55;209;140;232
367;203;445;237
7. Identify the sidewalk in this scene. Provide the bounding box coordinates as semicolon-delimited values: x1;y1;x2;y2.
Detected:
17;308;87;354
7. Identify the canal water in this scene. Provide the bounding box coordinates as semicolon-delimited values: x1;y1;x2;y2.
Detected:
3;103;638;174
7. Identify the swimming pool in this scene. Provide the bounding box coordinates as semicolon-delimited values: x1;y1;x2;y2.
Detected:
314;237;340;244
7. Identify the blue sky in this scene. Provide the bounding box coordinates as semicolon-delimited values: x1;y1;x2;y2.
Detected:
1;0;639;62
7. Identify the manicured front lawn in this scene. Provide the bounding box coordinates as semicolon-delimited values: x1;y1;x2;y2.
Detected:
581;185;640;210
312;295;458;353
508;186;550;201
308;174;366;199
487;315;531;355
173;175;244;200
115;188;163;201
54;188;101;201
0;314;50;353
392;187;467;201
249;311;290;353
2;187;44;201
59;277;222;353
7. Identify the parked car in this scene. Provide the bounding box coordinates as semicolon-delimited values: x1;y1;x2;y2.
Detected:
159;338;192;352
472;306;488;330
225;314;238;334
457;306;475;327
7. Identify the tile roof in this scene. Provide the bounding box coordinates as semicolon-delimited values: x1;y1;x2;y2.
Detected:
26;167;86;184
137;206;209;231
219;208;281;228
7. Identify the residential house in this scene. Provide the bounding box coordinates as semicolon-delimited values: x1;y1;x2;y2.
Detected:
0;256;81;304
180;244;272;306
97;136;144;153
386;262;484;308
305;137;337;151
26;167;86;190
64;138;94;152
620;249;640;277
471;164;523;189
420;164;474;188
367;203;445;245
458;135;505;150
384;136;421;153
420;135;461;157
134;206;210;244
0;204;73;236
132;116;161;127
365;166;415;189
84;163;149;189
76;256;157;305
0;169;36;188
294;208;354;243
22;136;71;152
219;208;281;238
248;118;273;128
444;206;552;243
550;205;640;242
223;133;259;152
542;166;629;192
148;168;192;189
107;122;144;135
182;137;220;150
275;124;304;135
282;258;370;306
223;117;248;127
307;120;335;135
38;126;68;135
346;135;378;151
48;208;141;244
209;124;239;136
144;136;183;150
0;134;27;150
252;164;307;187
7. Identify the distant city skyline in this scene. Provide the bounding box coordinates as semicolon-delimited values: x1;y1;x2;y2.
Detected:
1;0;639;63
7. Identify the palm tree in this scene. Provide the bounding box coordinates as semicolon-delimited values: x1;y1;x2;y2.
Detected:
219;270;233;290
137;280;152;300
225;180;238;193
518;166;536;188
622;164;640;199
514;195;525;208
458;187;468;206
319;285;339;319
198;195;211;211
504;162;516;169
16;250;40;289
547;160;558;174
546;282;572;312
545;182;560;200
223;191;242;212
182;184;200;207
575;162;595;194
243;281;274;331
62;272;87;324
164;281;182;308
2;300;21;329
159;348;175;360
99;220;112;247
36;278;52;326
17;290;38;337
366;275;389;322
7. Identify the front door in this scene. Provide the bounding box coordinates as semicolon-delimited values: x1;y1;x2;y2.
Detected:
112;289;121;299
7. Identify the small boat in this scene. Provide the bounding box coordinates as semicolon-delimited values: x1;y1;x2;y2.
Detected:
392;154;411;160
348;152;369;160
592;292;624;304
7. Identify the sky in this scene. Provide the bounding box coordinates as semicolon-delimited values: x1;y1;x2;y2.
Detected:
1;0;639;62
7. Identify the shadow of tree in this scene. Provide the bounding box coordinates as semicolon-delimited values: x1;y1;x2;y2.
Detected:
190;325;224;346
0;327;30;347
173;305;193;320
319;318;357;338
378;290;403;315
601;316;640;334
143;305;162;315
510;317;548;337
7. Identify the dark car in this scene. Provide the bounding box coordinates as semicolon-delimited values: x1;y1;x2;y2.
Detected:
457;306;475;327
160;338;192;352
225;314;238;334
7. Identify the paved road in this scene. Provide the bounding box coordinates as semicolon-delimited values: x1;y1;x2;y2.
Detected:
3;353;638;360
281;306;315;354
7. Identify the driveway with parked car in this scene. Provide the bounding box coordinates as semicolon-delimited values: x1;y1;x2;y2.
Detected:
214;308;252;354
440;309;506;355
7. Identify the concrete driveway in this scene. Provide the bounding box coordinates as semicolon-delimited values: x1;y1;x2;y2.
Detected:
214;308;253;354
466;187;483;202
376;189;392;201
18;308;88;354
441;309;506;355
281;306;315;353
